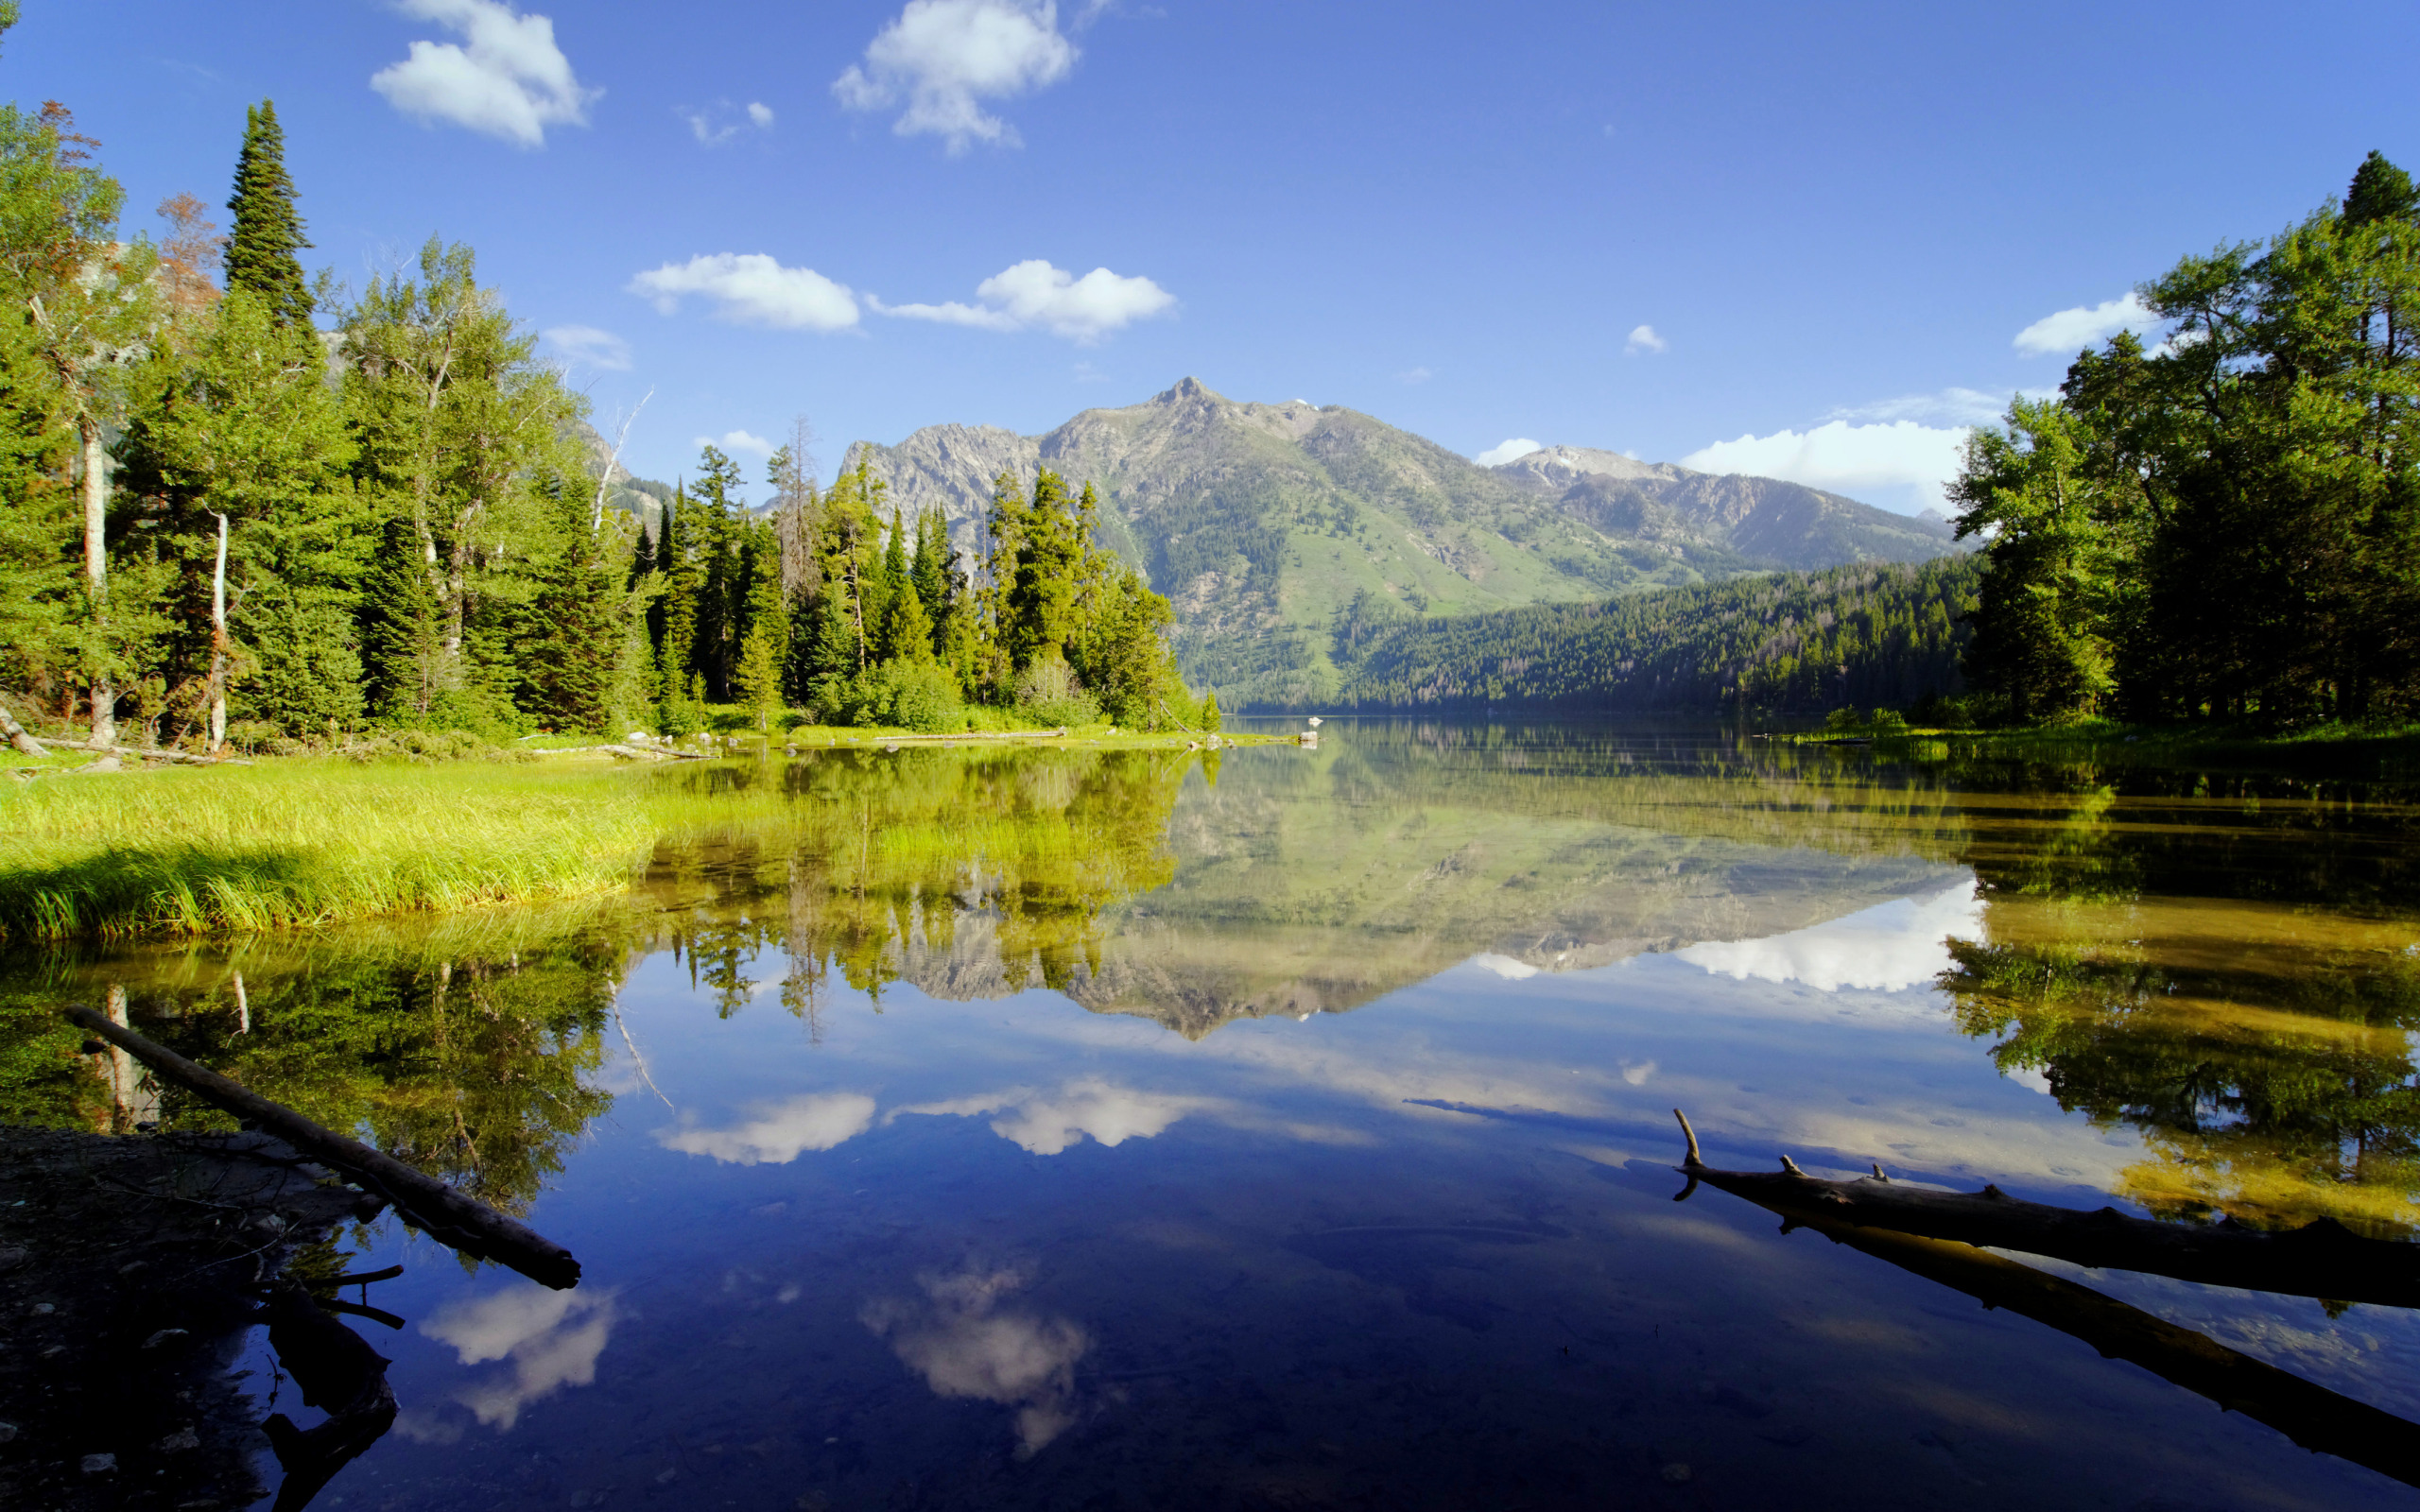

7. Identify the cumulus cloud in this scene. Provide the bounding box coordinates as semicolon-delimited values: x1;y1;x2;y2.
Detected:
1625;324;1667;354
861;1267;1088;1456
695;428;773;456
892;1077;1205;1155
541;323;630;370
871;259;1173;342
421;1283;620;1431
1472;438;1542;468
628;253;859;332
657;1091;877;1164
834;0;1076;152
2014;292;2159;356
371;0;596;148
748;101;774;128
1675;883;1984;993
1683;418;1972;512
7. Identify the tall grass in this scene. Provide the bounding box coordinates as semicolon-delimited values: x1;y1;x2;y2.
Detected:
0;764;663;941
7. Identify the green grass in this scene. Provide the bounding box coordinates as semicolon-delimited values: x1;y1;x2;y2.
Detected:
0;763;662;942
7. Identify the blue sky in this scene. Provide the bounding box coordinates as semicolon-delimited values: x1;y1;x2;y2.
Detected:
20;1;2419;513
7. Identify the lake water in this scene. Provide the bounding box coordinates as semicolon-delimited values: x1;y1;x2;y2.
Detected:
21;720;2420;1510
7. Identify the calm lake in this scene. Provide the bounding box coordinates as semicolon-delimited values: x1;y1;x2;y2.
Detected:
21;719;2420;1510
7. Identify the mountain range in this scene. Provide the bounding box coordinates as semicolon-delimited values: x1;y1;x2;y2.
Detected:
603;379;1966;704
840;380;1962;703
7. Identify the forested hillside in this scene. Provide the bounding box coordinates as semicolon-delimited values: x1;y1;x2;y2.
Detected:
1246;558;1979;714
854;381;1965;708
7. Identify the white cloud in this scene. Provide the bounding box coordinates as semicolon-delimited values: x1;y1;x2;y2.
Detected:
861;1267;1088;1456
1473;438;1542;468
1675;884;1983;993
628;253;860;332
892;1077;1206;1155
1398;366;1433;385
421;1284;620;1431
2014;292;2159;356
872;259;1173;342
540;323;630;370
1469;953;1538;980
834;0;1076;152
1823;387;2014;427
1682;418;1972;511
1625;323;1667;354
683;99;776;146
695;429;773;457
657;1091;877;1164
371;0;596;148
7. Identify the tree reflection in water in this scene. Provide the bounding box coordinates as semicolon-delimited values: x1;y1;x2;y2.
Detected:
1936;769;2420;1238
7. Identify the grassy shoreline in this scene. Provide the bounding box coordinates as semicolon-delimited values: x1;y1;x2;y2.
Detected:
0;728;1289;943
1778;717;2420;777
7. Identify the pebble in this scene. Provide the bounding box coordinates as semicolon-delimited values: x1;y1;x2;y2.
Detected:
143;1328;191;1349
155;1428;199;1453
0;1420;16;1442
0;1245;26;1271
82;1452;117;1473
30;1300;55;1314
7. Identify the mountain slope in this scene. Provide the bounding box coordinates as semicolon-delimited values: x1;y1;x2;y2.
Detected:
848;380;1962;704
1489;445;1963;570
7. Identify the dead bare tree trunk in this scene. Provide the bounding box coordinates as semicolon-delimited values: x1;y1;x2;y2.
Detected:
208;510;230;753
80;417;113;751
0;700;46;757
588;387;651;536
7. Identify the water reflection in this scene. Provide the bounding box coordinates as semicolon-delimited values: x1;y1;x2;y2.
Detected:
861;1267;1090;1457
658;1092;879;1164
411;1283;623;1435
7;725;2420;1505
1678;883;1981;991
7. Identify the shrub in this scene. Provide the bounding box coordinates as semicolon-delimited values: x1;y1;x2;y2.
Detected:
1013;653;1100;728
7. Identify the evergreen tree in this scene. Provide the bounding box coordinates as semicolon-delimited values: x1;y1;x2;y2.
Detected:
225;101;312;328
2346;150;2419;228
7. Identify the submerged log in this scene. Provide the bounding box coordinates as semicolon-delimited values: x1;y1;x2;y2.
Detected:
67;1005;581;1290
1754;1189;2420;1488
1668;1109;2420;1309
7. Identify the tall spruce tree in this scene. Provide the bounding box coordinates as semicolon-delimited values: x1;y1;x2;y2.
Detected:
225;101;312;328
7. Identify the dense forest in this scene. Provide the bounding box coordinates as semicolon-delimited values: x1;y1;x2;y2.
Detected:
1953;153;2420;729
1242;557;1977;715
0;68;1204;752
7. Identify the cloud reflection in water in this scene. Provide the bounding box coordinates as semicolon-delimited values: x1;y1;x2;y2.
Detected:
893;1076;1209;1155
861;1268;1090;1456
656;1091;878;1163
413;1283;622;1432
1674;883;1982;992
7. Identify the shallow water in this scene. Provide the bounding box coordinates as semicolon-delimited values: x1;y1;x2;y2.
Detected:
14;720;2420;1509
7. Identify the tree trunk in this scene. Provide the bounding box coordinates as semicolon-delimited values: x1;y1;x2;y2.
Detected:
208;511;230;753
80;417;112;749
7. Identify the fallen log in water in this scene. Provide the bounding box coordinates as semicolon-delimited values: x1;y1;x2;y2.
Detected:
1668;1108;2420;1308
1735;1183;2420;1488
67;1005;581;1290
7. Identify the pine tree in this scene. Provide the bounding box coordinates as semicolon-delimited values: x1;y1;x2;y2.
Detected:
225;101;312;328
2345;150;2419;228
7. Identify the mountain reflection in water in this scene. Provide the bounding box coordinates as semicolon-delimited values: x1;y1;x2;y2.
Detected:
5;720;2420;1508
